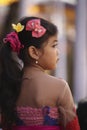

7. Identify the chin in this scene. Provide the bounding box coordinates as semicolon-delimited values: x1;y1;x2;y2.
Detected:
45;65;57;70
50;66;57;70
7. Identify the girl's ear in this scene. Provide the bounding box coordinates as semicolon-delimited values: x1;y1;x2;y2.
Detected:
28;46;39;60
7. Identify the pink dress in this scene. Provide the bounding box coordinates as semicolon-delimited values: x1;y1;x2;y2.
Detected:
12;106;61;130
10;79;80;130
11;105;80;130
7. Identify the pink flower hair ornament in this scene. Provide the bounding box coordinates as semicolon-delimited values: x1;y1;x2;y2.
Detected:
3;32;24;53
26;19;46;38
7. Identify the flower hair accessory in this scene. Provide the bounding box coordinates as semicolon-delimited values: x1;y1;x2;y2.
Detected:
26;19;46;38
12;23;24;32
3;32;24;53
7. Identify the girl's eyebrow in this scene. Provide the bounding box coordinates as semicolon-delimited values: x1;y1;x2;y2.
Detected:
47;39;58;44
51;40;58;44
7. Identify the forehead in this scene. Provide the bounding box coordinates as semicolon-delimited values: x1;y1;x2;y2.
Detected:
47;35;58;43
42;34;58;47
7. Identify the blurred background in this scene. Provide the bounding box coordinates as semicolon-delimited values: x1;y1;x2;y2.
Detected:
0;0;87;104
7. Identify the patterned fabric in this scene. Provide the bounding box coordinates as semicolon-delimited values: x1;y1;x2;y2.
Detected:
15;106;80;130
16;106;60;126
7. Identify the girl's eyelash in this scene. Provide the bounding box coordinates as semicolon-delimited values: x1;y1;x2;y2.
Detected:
52;44;58;47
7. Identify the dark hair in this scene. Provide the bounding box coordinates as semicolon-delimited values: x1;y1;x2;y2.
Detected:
18;16;58;65
77;98;87;130
0;16;58;127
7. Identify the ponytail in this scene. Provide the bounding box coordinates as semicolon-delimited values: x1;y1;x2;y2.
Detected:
0;41;23;127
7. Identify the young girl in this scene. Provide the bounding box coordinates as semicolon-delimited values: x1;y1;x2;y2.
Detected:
0;16;80;130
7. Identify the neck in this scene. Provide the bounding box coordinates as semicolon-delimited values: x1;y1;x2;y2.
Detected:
32;64;45;72
24;63;45;73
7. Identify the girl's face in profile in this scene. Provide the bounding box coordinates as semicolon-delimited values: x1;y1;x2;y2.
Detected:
38;34;59;70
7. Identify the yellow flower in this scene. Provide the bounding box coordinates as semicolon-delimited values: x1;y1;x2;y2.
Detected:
12;23;24;32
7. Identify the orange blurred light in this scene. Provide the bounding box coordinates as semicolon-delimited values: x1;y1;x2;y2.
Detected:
0;0;18;6
28;5;40;14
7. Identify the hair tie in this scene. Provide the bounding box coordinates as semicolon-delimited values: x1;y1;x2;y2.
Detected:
3;32;24;53
26;19;46;38
11;20;46;38
12;23;24;33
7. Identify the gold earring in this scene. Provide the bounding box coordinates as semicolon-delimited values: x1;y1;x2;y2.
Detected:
36;60;38;64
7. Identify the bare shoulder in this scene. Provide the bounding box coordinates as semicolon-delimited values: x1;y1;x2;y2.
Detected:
44;73;67;88
43;74;70;103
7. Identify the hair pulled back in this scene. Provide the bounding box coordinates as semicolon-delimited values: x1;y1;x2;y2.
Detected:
0;16;57;128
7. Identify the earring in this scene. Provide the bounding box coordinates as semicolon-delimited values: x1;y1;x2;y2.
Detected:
36;60;38;64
